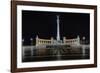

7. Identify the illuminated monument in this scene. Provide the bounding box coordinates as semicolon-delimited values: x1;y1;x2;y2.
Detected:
35;15;80;46
22;15;90;62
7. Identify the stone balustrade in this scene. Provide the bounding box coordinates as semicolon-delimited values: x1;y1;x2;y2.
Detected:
35;35;80;46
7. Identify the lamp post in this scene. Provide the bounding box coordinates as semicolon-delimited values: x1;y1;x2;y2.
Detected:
82;36;86;44
22;39;24;45
82;36;86;57
30;38;33;46
30;38;33;57
22;39;24;60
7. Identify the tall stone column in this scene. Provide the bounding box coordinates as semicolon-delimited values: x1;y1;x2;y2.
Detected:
57;15;60;41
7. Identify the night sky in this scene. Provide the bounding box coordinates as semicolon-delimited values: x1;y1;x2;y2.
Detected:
22;10;90;45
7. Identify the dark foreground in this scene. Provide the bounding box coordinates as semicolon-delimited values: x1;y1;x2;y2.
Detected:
22;46;90;62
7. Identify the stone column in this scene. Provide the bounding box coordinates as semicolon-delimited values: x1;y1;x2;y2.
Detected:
57;15;60;41
51;37;54;44
63;37;66;44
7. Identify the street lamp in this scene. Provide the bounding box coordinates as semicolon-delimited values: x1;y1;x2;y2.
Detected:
30;38;33;46
82;36;86;44
82;36;85;40
22;39;24;45
82;36;86;57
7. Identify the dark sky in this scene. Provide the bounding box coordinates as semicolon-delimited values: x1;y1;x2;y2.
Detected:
22;10;90;45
